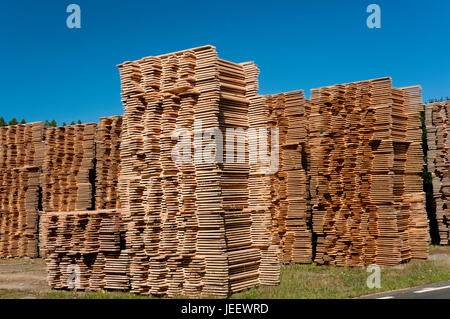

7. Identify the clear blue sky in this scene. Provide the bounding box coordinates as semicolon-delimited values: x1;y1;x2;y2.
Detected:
1;0;449;124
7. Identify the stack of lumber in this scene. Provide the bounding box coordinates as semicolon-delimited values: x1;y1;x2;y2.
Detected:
309;78;428;266
40;119;122;257
117;45;267;297
403;87;424;193
218;58;259;294
95;116;123;210
261;91;312;264
241;62;280;285
403;86;429;256
426;101;450;245
0;122;44;258
41;124;97;212
265;93;289;265
405;193;430;259
39;210;49;257
0;118;124;259
46;209;129;291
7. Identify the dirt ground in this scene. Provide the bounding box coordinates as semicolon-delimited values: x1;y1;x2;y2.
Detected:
0;246;449;299
0;258;49;298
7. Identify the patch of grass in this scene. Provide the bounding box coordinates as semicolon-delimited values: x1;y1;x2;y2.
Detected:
0;289;156;299
233;249;450;299
0;289;34;299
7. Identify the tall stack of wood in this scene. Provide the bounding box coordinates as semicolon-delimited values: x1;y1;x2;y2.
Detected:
309;78;428;266
46;209;129;291
41;124;97;212
403;86;430;258
426;101;450;245
95;116;123;210
117;45;269;297
241;62;280;285
263;91;312;264
0;122;44;258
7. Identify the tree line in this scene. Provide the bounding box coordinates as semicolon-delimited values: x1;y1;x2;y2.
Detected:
0;117;82;127
427;97;450;103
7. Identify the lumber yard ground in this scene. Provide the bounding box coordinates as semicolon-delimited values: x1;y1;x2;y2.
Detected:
0;246;449;299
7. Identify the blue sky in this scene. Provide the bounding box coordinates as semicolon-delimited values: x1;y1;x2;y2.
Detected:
0;0;449;124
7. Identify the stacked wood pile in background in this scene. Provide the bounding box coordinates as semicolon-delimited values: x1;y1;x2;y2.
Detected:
117;45;269;297
0;122;44;258
95;116;123;210
0;117;124;259
426;101;450;245
46;209;129;291
309;78;429;266
40;117;123;257
263;91;312;264
41;124;97;213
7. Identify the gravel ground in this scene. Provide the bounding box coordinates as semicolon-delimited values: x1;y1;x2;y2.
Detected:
0;258;49;295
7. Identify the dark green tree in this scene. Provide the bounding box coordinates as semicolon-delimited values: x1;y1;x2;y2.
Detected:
0;117;6;127
44;120;50;126
77;120;82;125
8;118;18;126
50;119;57;127
70;121;76;125
428;97;450;103
62;122;67;126
20;118;26;124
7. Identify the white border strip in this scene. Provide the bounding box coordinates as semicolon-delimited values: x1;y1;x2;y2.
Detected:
414;285;450;294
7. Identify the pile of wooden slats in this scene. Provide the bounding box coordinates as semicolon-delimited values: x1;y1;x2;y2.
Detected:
241;62;280;285
263;91;312;264
41;124;97;213
95;116;122;210
426;101;450;245
46;209;129;291
0;44;431;297
0;118;124;259
39;119;123;257
0;122;44;258
117;45;269;298
309;78;428;266
405;192;430;258
218;58;260;294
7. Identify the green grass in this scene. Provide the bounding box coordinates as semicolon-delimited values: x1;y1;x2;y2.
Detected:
233;246;450;299
0;289;156;299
